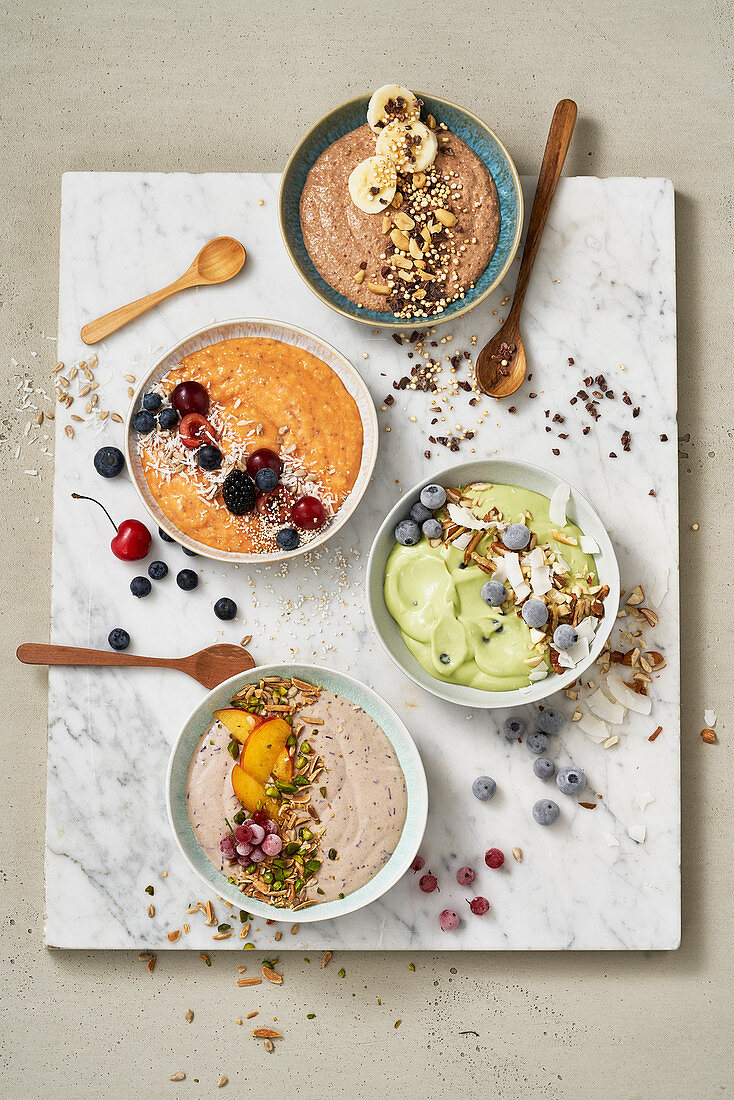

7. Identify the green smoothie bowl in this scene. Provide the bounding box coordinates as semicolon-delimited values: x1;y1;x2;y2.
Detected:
367;461;620;709
167;664;428;923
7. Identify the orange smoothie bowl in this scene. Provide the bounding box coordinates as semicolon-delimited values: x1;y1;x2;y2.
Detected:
124;319;378;563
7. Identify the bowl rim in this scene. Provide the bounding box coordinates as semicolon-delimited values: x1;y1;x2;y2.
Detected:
165;662;429;923
123;317;378;564
278;90;524;331
366;458;621;709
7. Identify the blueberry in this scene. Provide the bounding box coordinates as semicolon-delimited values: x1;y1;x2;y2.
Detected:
214;597;237;621
533;757;556;780
130;576;152;598
553;624;578;650
276;528;300;551
158;526;175;543
537;707;564;735
142;392;162;412
532;799;560;826
410;502;432;525
197;445;222;471
132;410;155;434
157;407;179;430
503;523;531;550
438;653;451;665
395;518;421;546
422;518;442;539
182;546;198;557
556;765;586;796
472;776;496;801
526;731;550;755
108;628;130;651
254;467;278;492
503;716;525;740
481;580;507;606
420;484;447;510
93;446;125;479
176;568;199;591
521;598;549;628
148;560;168;580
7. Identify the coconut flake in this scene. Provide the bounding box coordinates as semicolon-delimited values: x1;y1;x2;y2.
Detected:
628;824;646;843
608;675;653;716
549;482;570;526
648;567;669;608
580;535;600;554
447;503;492;531
575;617;596;642
587;688;626;724
529;628;546;645
452;531;473;551
557;636;590;669
492;557;508;584
505;553;530;601
528;664;549;682
578;712;610;743
552;554;571;576
704;709;717;727
634;791;655;812
605;833;620;848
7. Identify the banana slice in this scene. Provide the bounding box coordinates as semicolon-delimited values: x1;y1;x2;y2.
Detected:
375;119;438;174
348;155;398;214
367;84;420;133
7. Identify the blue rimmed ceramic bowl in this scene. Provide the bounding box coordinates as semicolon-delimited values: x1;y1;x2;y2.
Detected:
166;663;428;923
279;92;523;330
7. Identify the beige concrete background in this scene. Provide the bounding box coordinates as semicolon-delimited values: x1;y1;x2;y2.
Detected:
1;1;732;1096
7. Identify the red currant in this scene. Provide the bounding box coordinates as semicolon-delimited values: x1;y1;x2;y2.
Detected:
172;380;209;416
291;495;327;530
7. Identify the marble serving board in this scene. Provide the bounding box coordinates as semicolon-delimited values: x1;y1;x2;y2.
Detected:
46;172;679;950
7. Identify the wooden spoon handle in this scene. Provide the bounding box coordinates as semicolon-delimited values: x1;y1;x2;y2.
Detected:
17;642;179;672
80;273;197;345
509;99;578;321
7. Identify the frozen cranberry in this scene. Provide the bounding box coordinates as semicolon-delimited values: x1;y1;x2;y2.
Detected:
456;866;475;886
419;873;438;893
411;856;425;874
248;823;265;845
219;835;236;859
291;495;327;530
469;897;490;916
234;824;253;845
246;448;282;478
235;840;252;858
178;413;217;449
261;833;283;857
248;846;265;863
439;909;460;931
172;380;209;416
250;810;270;827
484;848;505;869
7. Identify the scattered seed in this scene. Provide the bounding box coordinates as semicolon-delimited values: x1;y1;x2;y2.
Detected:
64;425;74;439
169;1072;185;1081
252;1029;282;1039
264;1039;274;1053
218;1077;228;1088
246;1012;258;1019
512;847;522;863
147;957;156;973
321;951;332;968
110;412;123;423
147;904;155;918
185;1009;194;1023
124;373;136;383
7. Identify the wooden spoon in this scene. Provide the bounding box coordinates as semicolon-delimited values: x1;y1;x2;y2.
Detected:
16;642;255;690
80;236;247;345
475;100;577;398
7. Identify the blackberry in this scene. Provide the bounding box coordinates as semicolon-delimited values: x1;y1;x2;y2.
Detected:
221;470;256;515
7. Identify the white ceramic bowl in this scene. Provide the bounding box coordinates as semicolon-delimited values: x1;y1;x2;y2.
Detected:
124;318;378;563
367;459;620;709
166;663;428;923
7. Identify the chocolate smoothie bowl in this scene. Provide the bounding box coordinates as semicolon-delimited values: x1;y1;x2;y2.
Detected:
280;85;523;329
167;665;428;922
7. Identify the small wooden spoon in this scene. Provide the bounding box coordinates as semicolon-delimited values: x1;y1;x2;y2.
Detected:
16;642;254;690
80;236;247;345
475;100;577;398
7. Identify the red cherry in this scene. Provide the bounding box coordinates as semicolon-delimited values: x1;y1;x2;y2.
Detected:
172;380;209;416
256;485;294;525
246;448;283;478
179;413;217;449
291;495;327;530
111;519;151;561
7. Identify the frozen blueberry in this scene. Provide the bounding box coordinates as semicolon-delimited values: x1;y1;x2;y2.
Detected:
422;518;442;540
553;624;578;650
533;757;556;780
395;518;421;546
130;576;152;598
254;467;278;492
481;580;507;606
420;484;447;510
521;598;549;628
472;776;496;801
148;560;168;580
158;526;175;543
93;446;125;479
276;527;300;552
132;410;155;434
182;546;198;557
526;731;550;755
214;597;237;621
176;568;199;591
537;707;564;735
532;799;560;826
197;445;222;471
503;522;531;550
157;407;179;430
108;628;130;651
556;765;586;796
410;501;433;525
503;716;526;740
142;392;162;412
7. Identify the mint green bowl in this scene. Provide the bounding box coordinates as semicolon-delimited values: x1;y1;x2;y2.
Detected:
166;664;428;923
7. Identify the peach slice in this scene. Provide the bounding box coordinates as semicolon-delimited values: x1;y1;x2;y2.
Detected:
240;716;291;786
231;764;279;817
272;747;294;782
214;708;258;745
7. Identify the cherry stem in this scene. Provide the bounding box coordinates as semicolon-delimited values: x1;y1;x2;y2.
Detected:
71;492;118;532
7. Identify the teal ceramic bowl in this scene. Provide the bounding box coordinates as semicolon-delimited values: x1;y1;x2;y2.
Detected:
279;92;523;331
166;663;428;923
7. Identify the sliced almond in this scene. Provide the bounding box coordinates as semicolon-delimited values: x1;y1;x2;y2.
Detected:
262;966;282;984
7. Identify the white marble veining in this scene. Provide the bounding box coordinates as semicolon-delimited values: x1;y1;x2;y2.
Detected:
46;173;679;950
